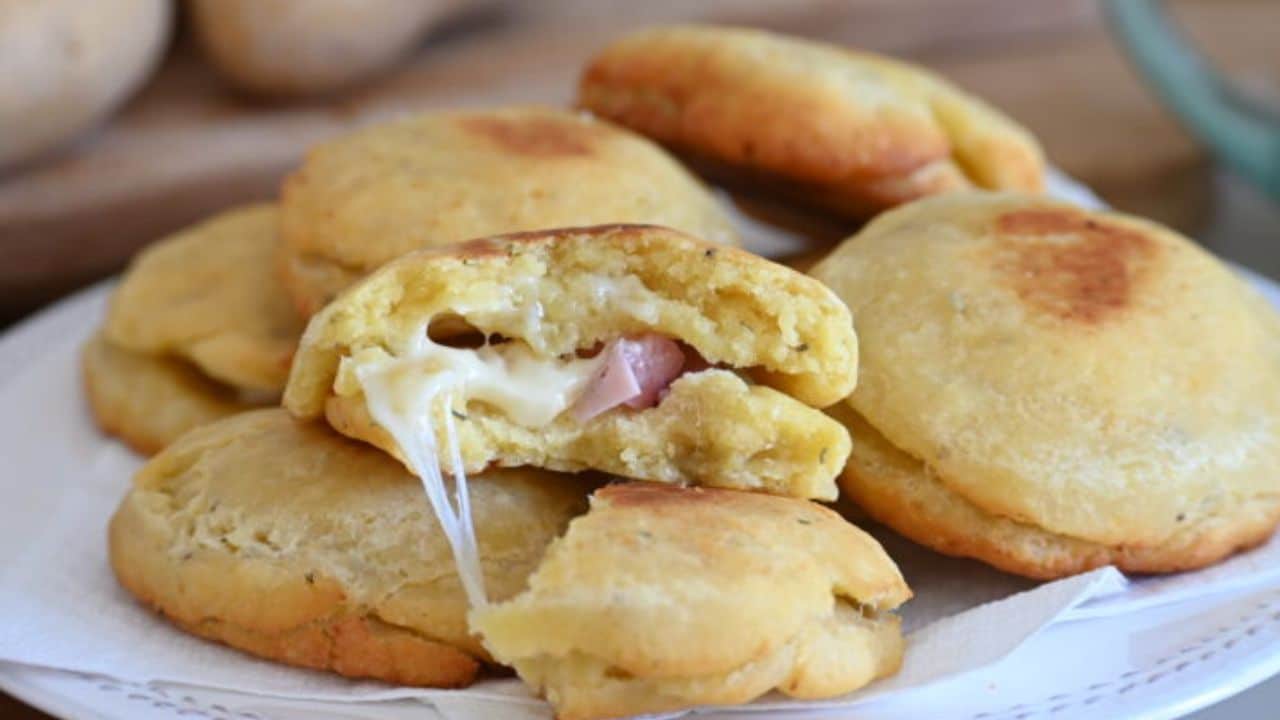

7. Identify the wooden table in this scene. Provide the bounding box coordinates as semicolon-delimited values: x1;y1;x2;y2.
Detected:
8;0;1274;324
3;1;1278;717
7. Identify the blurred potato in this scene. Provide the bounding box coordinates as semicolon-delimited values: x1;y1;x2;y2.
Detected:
0;0;172;169
188;0;462;98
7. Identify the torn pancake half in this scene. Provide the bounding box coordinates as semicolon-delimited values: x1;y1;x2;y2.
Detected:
284;224;858;605
470;482;910;720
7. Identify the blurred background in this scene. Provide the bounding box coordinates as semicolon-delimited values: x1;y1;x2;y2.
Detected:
1;0;1278;326
0;0;1278;715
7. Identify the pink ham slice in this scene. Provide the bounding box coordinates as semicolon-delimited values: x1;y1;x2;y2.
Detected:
572;335;686;422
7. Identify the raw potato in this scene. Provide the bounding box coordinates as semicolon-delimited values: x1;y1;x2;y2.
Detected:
0;0;171;169
189;0;460;97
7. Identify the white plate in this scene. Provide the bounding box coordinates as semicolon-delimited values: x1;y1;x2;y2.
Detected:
1;270;1279;720
4;167;1280;720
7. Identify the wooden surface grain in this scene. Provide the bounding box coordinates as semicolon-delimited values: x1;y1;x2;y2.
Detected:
0;0;1218;322
0;693;49;720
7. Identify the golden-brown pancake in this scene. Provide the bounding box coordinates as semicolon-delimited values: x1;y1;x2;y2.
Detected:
471;482;910;720
278;106;740;315
813;192;1280;577
580;25;1045;219
82;332;259;455
835;405;1280;579
105;204;304;393
285;224;857;500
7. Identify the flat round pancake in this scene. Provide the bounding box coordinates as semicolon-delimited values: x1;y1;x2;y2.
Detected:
470;482;909;719
812;192;1280;551
834;406;1280;579
82;332;261;455
105;204;304;393
108;409;594;687
284;224;858;500
278;106;740;315
580;25;1044;219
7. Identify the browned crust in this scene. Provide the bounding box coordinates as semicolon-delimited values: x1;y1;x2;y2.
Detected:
165;611;479;688
392;222;811;293
433;223;676;259
596;481;736;508
577;32;965;219
846;471;1280;579
841;433;1280;580
81;334;260;456
276;224;681;320
108;495;480;687
82;351;167;456
285;221;858;418
674;147;967;223
579;65;951;193
456;114;602;157
991;208;1161;326
579;89;964;220
578;27;1044;220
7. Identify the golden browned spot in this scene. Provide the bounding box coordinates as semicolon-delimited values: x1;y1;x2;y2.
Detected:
598;482;728;507
993;209;1157;325
477;223;660;246
441;224;692;264
459;116;596;157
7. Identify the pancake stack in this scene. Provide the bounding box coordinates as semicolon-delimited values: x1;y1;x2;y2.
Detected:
90;25;1280;720
96;97;909;718
277;105;741;315
579;25;1045;219
84;204;303;453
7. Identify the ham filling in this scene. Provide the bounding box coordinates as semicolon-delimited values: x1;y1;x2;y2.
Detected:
572;335;687;422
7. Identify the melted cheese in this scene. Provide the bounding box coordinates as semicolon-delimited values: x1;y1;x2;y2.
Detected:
584;274;661;324
346;332;604;608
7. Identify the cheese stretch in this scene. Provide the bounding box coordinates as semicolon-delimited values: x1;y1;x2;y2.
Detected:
346;330;605;607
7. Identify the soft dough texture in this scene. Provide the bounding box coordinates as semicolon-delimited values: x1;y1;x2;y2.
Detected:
835;406;1280;579
105;204;305;393
471;482;910;720
813;192;1280;577
108;409;595;687
278;106;739;315
580;25;1044;219
82;333;260;455
284;224;858;500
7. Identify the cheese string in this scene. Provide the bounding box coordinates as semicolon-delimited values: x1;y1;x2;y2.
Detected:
348;334;616;610
358;358;490;609
442;395;487;606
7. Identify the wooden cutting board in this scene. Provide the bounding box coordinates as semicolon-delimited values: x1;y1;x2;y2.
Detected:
0;0;1240;322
